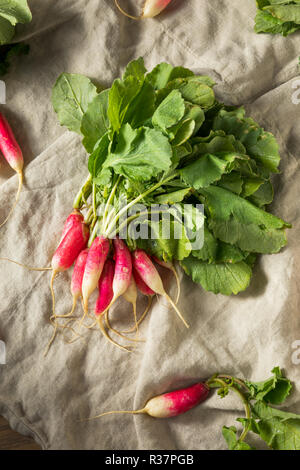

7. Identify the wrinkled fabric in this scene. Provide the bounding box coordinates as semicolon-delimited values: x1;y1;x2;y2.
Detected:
0;0;300;450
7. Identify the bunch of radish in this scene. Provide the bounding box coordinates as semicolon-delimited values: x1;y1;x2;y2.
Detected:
44;208;187;353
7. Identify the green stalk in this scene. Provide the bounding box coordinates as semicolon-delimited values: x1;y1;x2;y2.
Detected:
104;174;176;237
206;376;251;443
73;174;92;209
101;176;121;234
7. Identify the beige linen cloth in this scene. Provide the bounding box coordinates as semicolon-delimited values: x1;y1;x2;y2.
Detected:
0;0;300;450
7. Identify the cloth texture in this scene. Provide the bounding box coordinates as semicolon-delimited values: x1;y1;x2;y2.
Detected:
0;0;300;450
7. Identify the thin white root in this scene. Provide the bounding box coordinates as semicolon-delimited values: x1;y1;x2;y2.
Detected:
97;316;133;353
123;296;153;333
164;293;189;329
105;310;144;343
54;296;78;319
114;0;141;20
0;170;23;229
0;258;51;271
80;408;146;422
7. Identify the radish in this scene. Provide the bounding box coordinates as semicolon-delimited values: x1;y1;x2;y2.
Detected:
106;238;132;310
59;210;85;244
152;256;180;304
122;275;138;333
84;382;209;420
82;236;110;315
94;259;115;317
133;267;155;296
132;249;189;328
114;0;172;19
58;248;89;319
50;221;89;320
122;267;155;333
94;258;132;352
51;222;90;275
0;113;24;228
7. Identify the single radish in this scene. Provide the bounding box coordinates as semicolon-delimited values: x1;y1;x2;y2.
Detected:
106;238;132;310
66;248;89;316
82;236;110;314
95;259;115;317
132;249;189;328
122;275;138;331
52;222;90;275
59;210;85;244
0;113;24;228
133;267;155;296
152;256;180;304
95;258;132;352
84;382;210;421
115;0;172;19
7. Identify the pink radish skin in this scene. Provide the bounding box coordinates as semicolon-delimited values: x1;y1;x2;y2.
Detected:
152;256;180;304
144;383;210;418
142;0;172;18
132;249;189;328
110;238;132;305
95;259;115;316
71;249;89;302
133;267;155;296
95;258;132;353
0;113;24;228
52;222;89;273
82;236;110;312
114;0;172;19
0;113;23;173
85;382;210;421
59;210;84;244
123;275;138;332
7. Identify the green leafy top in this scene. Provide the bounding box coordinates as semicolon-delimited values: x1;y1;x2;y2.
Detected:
0;0;32;45
254;0;300;36
208;367;300;450
52;58;290;296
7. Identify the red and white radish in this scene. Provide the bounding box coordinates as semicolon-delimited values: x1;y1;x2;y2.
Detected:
84;382;210;421
59;210;85;244
106;238;132;310
0;113;24;228
132;249;189;328
95;258;132;352
65;248;89;317
82;236;110;314
50;220;89;321
122;275;138;332
115;0;172;19
94;259;115;317
152;256;180;304
133;267;155;296
122;267;155;333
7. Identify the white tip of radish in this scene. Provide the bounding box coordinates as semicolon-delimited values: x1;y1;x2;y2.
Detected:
142;0;172;18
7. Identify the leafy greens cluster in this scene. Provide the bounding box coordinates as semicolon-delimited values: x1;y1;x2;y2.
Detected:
52;58;290;296
254;0;300;36
0;0;32;45
209;367;300;450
